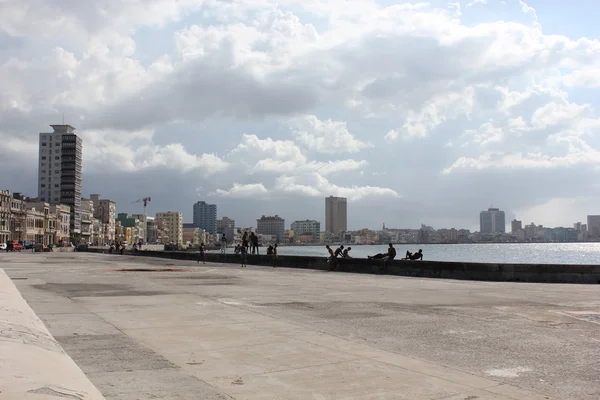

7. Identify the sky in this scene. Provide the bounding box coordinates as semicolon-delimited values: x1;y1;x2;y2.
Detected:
2;0;600;231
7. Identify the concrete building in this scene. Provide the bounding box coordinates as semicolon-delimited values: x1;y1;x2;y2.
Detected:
193;201;217;235
38;125;83;236
90;194;116;244
586;215;600;238
325;196;347;233
480;208;505;233
80;199;94;245
0;190;10;244
511;219;522;234
216;217;235;234
50;204;70;245
256;215;285;242
291;220;320;236
156;211;183;244
146;217;157;243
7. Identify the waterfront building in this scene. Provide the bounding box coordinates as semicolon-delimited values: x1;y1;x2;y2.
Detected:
325;196;347;233
511;219;522;233
156;211;183;244
586;215;600;238
291;220;320;237
0;190;10;244
216;217;235;233
90;194;116;244
257;215;285;242
38;125;83;236
193;201;217;235
480;208;505;233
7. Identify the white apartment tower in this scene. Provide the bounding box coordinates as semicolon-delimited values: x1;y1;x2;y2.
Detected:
38;125;83;234
325;196;347;233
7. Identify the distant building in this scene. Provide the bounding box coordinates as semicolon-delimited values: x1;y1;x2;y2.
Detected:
193;201;217;235
325;196;347;233
257;215;285;242
586;215;600;238
38;125;83;236
90;194;116;244
480;208;505;233
216;217;235;233
291;220;320;236
511;219;522;234
156;211;183;244
146;217;157;244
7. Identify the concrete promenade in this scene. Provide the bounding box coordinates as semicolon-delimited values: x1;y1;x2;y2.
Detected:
1;252;599;399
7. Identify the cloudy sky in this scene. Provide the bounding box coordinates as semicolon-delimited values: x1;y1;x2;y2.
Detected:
2;0;600;231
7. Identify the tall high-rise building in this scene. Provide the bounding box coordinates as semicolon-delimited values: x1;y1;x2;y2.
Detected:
257;215;285;241
193;201;217;235
586;215;600;237
325;196;347;233
480;208;505;233
38;125;83;235
511;219;522;233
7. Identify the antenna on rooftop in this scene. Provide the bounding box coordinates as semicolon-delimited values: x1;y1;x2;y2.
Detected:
62;113;65;124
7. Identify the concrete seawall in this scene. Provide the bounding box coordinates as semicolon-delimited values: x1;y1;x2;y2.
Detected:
0;269;106;400
86;248;600;284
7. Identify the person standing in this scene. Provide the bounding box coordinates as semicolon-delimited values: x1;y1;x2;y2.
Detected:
250;232;259;255
198;243;206;264
272;243;278;267
220;233;227;254
240;244;247;268
242;231;249;250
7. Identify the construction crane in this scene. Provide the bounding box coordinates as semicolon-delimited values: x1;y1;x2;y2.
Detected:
131;197;151;244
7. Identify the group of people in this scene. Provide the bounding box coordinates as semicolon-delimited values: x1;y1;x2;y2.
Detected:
366;244;423;261
229;231;277;267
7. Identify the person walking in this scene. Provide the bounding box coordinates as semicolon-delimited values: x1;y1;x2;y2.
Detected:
198;243;206;264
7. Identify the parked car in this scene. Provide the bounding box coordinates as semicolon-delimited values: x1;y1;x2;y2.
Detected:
7;240;22;251
0;243;6;250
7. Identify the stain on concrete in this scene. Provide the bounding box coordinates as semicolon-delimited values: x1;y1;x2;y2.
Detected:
112;268;190;272
56;334;177;374
33;283;173;297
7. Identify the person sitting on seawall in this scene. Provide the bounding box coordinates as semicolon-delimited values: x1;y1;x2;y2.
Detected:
404;249;423;260
381;243;396;263
342;247;352;258
334;245;344;258
267;244;274;255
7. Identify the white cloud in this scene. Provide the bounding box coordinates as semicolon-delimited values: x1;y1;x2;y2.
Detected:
209;183;268;198
288;115;373;154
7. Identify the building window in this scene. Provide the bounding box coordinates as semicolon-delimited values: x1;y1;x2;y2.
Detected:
54;184;59;188
55;163;59;167
41;142;47;146
41;156;46;160
55;156;60;160
41;184;46;187
54;198;59;202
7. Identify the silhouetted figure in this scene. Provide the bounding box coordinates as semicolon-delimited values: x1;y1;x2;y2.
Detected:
267;245;274;255
382;243;396;263
405;249;423;260
198;243;205;264
334;245;344;258
250;232;259;254
342;247;352;258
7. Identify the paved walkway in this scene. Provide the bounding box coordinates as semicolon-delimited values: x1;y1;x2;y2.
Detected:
1;252;598;399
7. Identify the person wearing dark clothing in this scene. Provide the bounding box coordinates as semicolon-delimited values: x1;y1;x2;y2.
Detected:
198;243;206;264
342;247;352;258
267;245;274;255
405;249;423;260
272;244;278;267
240;244;247;267
250;232;259;254
242;232;249;250
368;253;385;259
334;245;344;258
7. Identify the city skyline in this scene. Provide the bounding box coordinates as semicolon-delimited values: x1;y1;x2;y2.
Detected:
3;1;600;230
